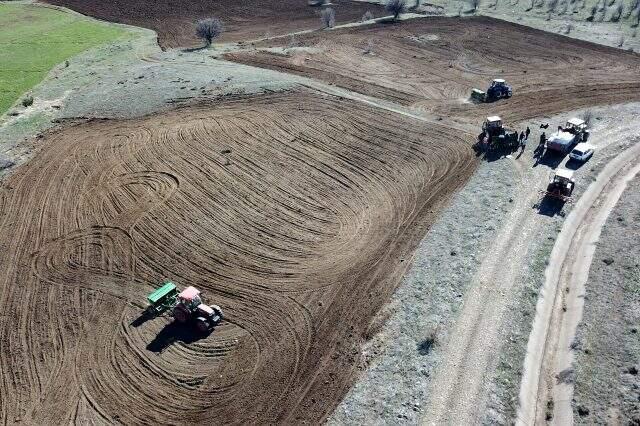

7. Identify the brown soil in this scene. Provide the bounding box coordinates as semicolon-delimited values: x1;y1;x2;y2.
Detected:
227;16;640;122
0;90;475;424
39;0;386;49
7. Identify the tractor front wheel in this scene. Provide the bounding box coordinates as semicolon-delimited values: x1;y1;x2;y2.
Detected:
196;317;210;333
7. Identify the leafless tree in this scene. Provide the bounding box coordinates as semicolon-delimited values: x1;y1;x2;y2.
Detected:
320;7;336;28
386;0;407;20
582;109;593;126
610;2;623;21
196;18;223;47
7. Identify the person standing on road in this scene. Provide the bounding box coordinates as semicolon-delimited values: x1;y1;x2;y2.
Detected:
519;131;525;143
519;136;527;153
539;131;546;146
525;126;530;140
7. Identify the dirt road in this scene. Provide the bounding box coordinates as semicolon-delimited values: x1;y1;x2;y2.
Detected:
422;150;549;424
517;140;640;425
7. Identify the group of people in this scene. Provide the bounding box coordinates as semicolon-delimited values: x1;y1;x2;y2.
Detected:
517;126;531;153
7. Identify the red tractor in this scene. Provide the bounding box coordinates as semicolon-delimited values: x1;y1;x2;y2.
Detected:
172;286;223;332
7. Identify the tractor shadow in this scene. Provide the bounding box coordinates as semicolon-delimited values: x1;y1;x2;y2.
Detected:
473;144;519;162
534;196;567;217
146;320;216;353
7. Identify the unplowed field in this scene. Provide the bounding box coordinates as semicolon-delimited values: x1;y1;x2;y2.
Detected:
41;0;385;49
227;17;640;120
0;90;474;424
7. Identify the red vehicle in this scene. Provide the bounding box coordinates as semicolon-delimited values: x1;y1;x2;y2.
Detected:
172;286;223;332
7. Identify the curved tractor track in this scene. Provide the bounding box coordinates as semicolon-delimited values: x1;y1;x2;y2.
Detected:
0;90;475;424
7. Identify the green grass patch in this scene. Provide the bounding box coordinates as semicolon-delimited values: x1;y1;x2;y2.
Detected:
0;3;131;115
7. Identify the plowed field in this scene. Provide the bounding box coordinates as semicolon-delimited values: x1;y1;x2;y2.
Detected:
41;0;385;49
227;17;640;120
0;90;474;424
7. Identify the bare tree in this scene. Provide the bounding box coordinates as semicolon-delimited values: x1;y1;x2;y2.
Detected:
582;109;593;126
196;18;223;47
386;0;407;20
320;7;336;28
610;2;623;21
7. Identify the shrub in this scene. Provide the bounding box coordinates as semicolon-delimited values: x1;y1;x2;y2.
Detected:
582;109;593;126
22;96;33;108
361;10;375;22
320;7;336;28
386;0;407;19
196;18;223;47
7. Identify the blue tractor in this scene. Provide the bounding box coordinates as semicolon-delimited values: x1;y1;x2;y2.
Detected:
471;79;513;103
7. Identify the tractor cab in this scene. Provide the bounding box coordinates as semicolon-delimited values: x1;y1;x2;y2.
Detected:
483;116;503;135
563;117;587;134
177;286;203;311
490;78;506;88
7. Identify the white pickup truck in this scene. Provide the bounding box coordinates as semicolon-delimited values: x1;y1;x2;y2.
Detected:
546;118;589;154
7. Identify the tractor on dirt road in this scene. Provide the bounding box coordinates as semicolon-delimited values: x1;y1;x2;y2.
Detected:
471;79;513;103
146;282;223;332
476;116;519;153
546;117;590;154
541;168;575;202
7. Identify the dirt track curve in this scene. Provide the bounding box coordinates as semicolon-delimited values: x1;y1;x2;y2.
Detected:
0;90;475;424
518;141;640;425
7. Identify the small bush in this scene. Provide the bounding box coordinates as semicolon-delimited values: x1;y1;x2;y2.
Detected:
386;0;407;19
22;96;33;108
363;39;375;54
196;18;223;47
582;109;593;126
617;35;625;47
320;7;336;28
468;0;481;12
361;10;375;22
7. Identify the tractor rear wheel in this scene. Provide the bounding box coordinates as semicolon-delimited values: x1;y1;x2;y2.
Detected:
173;306;190;323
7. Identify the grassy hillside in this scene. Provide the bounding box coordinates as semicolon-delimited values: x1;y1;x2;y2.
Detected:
0;3;131;115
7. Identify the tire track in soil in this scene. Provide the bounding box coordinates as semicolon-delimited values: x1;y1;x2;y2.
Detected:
0;89;476;424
